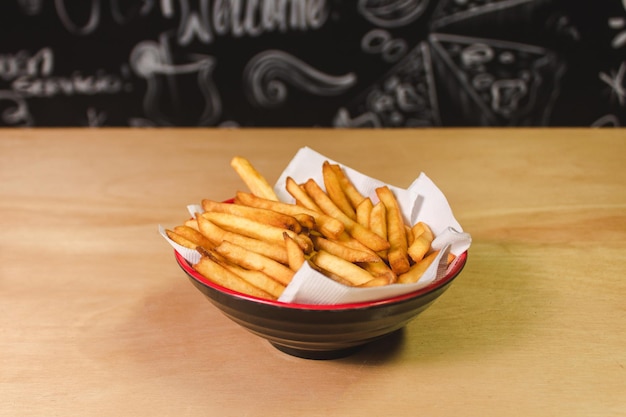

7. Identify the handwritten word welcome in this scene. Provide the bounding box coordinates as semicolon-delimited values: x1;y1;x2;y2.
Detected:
167;0;329;45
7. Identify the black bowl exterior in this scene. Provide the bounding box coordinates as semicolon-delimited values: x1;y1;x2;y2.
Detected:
180;252;466;359
187;274;456;359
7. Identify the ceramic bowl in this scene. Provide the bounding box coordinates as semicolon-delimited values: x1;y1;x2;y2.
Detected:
176;250;467;360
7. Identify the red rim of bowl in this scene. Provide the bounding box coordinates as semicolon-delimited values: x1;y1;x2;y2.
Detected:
175;250;467;311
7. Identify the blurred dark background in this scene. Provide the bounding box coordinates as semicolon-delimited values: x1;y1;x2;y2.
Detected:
1;0;624;127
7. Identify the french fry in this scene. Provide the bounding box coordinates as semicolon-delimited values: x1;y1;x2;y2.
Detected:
355;197;373;229
412;221;434;241
196;214;288;264
309;250;374;286
292;213;316;231
307;260;353;287
329;163;366;209
285;176;322;212
357;277;390;287
235;191;345;239
284;232;305;271
194;255;274;299
214;241;295;286
166;229;198;250
397;251;440;284
311;235;381;263
184;218;200;231
294;233;314;254
369;201;387;240
172;225;215;250
335;231;380;255
201;211;298;247
375;186;410;275
206;251;285;299
358;260;397;284
323;161;356;220
447;253;456;264
407;222;434;263
230;156;278;201
202;198;302;233
406;225;414;246
303;179;390;252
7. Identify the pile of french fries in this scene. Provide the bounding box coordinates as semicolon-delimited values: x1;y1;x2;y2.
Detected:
167;156;454;301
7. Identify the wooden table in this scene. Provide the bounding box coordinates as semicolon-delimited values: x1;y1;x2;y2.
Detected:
1;128;625;417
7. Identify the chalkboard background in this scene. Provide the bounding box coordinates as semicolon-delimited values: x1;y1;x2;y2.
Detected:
1;0;625;127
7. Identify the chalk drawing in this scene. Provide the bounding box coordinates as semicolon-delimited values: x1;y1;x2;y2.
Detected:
599;61;626;106
429;33;564;125
244;49;356;108
335;41;439;127
130;35;221;125
358;0;430;28
0;91;33;126
361;29;408;63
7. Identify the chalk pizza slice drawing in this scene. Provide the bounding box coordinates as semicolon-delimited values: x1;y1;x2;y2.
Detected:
334;41;440;127
428;33;565;126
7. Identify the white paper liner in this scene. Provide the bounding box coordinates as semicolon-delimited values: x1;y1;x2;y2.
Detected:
160;146;472;305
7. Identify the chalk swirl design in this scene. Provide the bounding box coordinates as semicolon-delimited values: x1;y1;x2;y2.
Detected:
358;0;430;28
0;91;32;126
244;50;357;108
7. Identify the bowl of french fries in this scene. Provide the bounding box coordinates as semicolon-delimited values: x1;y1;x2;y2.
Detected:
163;148;471;360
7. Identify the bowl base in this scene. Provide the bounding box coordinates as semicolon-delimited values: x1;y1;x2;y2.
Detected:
269;342;363;360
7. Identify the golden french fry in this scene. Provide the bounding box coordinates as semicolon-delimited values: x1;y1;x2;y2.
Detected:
294;233;314;254
196;214;288;264
336;231;379;254
357;277;389;287
397;251;440;284
172;225;215;250
285;176;322;212
307;262;353;287
357;260;397;284
206;251;285;299
194;255;274;299
184;218;200;231
283;232;305;271
230;156;278;201
406;225;414;246
369;201;387;240
235;191;345;239
292;213;316;230
411;221;434;241
311;235;381;263
309;250;374;286
329;163;366;209
323;161;356;220
202;211;299;247
214;240;295;286
355;197;373;229
407;222;434;263
166;229;198;249
375;186;410;275
202;198;302;233
303;179;390;252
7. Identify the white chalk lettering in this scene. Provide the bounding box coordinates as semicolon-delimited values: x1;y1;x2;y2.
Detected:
12;71;125;97
173;0;328;45
0;48;54;81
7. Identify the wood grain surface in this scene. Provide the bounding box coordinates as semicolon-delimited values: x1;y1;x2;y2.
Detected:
1;128;625;417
